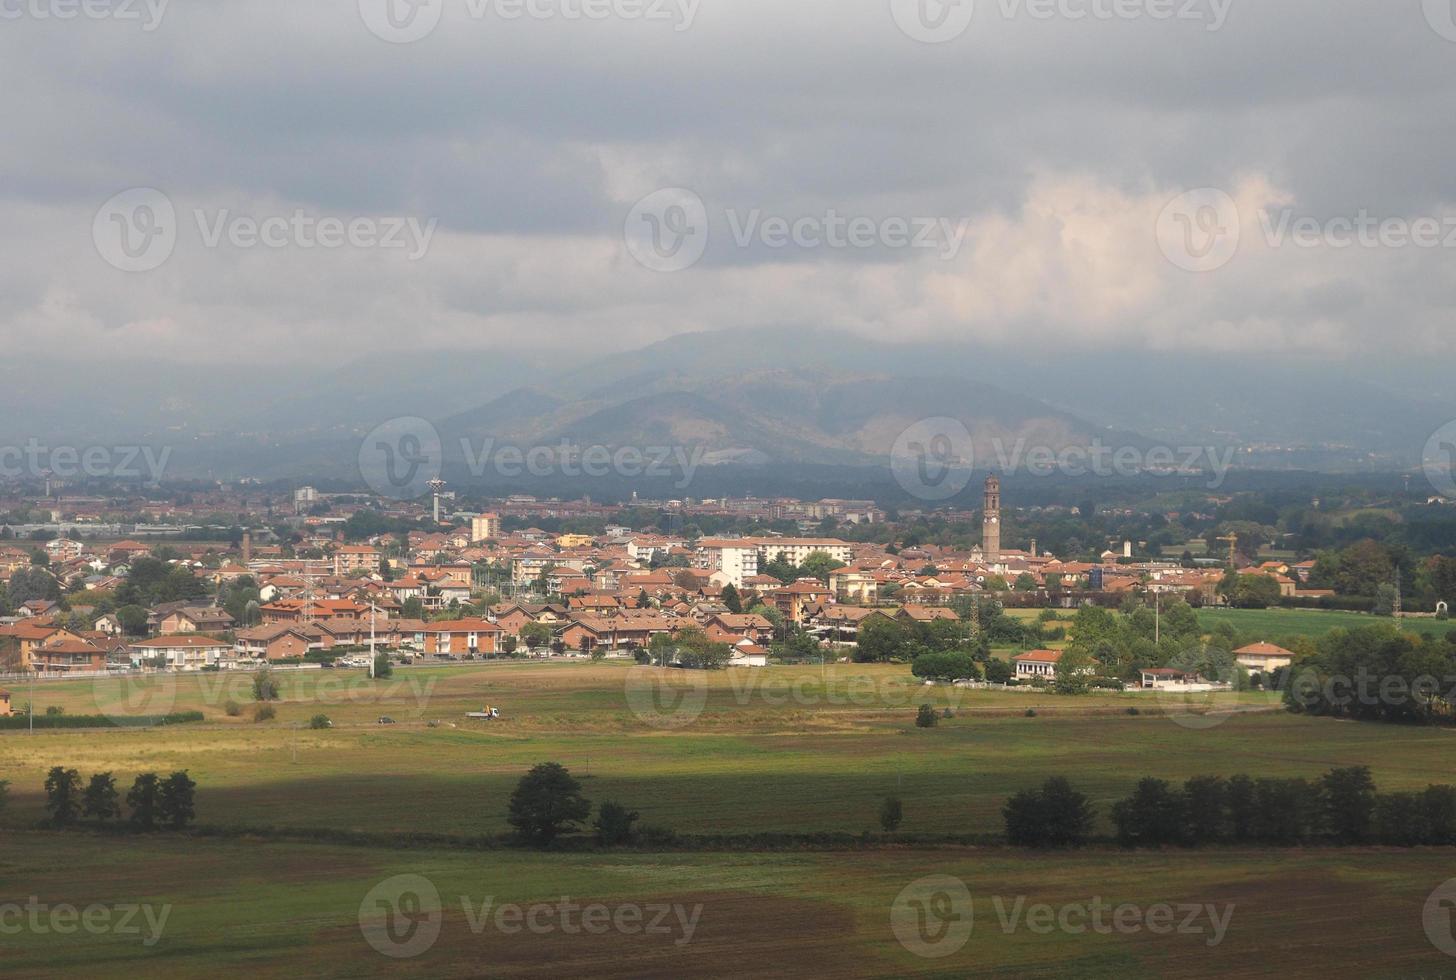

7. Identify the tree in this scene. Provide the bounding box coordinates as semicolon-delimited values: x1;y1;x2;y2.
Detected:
252;668;280;702
159;771;197;830
501;635;519;656
372;652;393;679
721;583;743;614
128;773;161;830
1004;777;1095;848
44;766;82;827
116;604;149;636
1320;766;1376;844
879;795;903;832
520;623;552;651
82;772;121;822
911;651;978;682
983;658;1013;684
507;762;591;846
799;550;847;584
592;800;640;846
1183;776;1228;844
1013;573;1038;592
915;703;938;728
855;615;908;663
1112;778;1187;847
1053;648;1095;695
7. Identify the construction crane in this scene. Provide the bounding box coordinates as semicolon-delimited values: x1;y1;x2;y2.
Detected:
1216;534;1239;569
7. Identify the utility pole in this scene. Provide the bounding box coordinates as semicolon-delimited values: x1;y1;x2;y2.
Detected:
1154;590;1160;645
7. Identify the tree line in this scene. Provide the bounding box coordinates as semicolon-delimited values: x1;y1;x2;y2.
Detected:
1004;767;1456;848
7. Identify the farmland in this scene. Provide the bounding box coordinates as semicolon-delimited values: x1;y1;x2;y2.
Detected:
3;661;1456;975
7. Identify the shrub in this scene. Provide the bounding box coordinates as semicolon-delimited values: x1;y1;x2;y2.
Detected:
1112;778;1187;847
1024;708;1037;718
45;705;65;716
592;800;640;846
252;669;280;702
254;704;277;722
373;653;393;679
1126;707;1141;716
879;795;903;832
309;714;332;730
224;700;242;717
915;704;938;728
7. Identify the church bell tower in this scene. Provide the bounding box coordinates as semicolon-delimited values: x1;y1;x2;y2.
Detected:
983;473;1001;560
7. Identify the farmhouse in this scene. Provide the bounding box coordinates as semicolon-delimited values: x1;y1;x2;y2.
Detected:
1234;641;1296;673
1013;649;1065;680
0;690;10;716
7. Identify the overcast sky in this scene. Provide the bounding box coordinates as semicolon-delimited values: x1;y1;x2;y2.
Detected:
3;0;1455;364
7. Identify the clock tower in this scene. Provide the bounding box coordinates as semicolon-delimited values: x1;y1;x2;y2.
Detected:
982;473;1001;560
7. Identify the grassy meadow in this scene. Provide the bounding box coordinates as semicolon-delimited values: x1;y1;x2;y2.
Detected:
3;655;1456;975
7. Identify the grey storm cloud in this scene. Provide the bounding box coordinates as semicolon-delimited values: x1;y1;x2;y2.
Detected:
1;0;1455;362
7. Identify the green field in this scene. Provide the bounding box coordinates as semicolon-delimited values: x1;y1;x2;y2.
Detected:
1197;607;1449;642
3;662;1456;976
